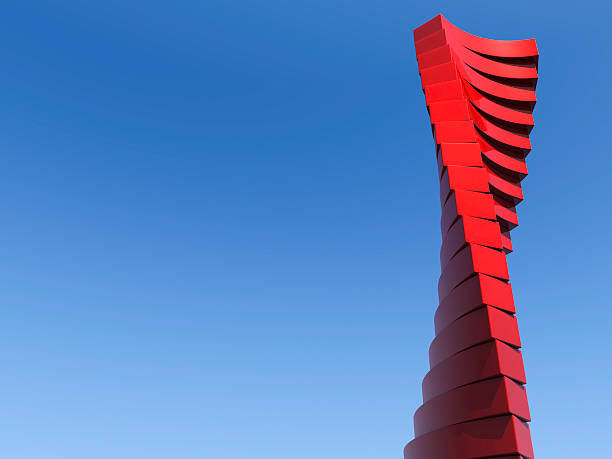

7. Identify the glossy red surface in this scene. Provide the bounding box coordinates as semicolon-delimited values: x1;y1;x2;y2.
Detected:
405;14;539;459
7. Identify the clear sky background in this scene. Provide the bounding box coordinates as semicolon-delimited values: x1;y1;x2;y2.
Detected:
0;1;610;458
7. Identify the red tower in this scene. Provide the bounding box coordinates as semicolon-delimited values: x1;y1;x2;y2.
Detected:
405;15;539;459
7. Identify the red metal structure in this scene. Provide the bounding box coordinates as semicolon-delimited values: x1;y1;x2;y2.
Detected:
405;15;539;459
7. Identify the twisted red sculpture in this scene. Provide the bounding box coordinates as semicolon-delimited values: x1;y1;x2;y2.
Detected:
405;15;539;459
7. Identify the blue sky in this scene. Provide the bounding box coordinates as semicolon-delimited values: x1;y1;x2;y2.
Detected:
0;1;610;458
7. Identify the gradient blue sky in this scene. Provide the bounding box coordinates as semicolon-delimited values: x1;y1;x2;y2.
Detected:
0;1;610;458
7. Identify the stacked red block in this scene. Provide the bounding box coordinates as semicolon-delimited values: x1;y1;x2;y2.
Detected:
405;15;539;459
